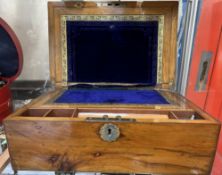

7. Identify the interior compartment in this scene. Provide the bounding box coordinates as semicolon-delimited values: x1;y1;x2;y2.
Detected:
20;109;50;117
170;111;203;120
46;109;75;117
76;108;204;120
78;112;169;120
18;108;204;120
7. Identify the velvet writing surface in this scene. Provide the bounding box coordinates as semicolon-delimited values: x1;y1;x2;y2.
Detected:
66;21;158;85
55;89;169;104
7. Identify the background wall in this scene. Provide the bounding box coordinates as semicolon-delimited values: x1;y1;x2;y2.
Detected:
0;0;184;81
0;0;60;80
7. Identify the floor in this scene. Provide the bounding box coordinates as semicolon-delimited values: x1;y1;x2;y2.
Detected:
2;165;104;175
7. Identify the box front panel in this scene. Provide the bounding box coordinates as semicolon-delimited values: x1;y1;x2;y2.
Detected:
5;120;219;174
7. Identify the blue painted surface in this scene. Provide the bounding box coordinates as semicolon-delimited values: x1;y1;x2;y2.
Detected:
189;0;203;62
176;0;203;91
176;0;188;90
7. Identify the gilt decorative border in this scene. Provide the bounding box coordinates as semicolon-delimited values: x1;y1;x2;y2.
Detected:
61;15;164;84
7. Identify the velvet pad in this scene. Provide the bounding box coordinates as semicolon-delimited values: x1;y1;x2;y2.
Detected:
0;26;19;77
54;89;169;104
66;21;158;85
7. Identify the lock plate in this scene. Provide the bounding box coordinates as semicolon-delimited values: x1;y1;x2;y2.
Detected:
86;115;136;122
99;123;120;142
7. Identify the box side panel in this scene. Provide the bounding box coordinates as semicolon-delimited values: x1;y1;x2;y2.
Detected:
5;120;219;174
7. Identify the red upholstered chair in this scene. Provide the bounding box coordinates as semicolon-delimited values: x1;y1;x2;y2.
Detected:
0;18;23;122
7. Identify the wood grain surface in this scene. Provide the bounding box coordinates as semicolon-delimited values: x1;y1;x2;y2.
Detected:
4;119;220;174
48;1;178;88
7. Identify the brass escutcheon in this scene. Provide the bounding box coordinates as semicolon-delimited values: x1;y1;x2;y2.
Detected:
74;2;84;9
99;123;120;142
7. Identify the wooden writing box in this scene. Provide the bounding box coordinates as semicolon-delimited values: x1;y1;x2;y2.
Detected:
4;1;220;174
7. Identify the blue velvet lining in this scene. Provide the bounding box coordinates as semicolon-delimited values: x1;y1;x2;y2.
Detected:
54;89;169;104
66;21;158;85
0;26;18;77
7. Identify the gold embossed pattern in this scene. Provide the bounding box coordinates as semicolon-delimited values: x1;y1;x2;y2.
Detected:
61;15;164;83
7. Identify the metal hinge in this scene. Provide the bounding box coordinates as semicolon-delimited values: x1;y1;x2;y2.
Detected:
86;115;136;122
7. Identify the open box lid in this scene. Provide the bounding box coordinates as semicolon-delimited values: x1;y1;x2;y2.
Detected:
0;18;23;83
48;1;178;88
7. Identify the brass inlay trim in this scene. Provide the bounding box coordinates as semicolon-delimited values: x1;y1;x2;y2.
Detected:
61;15;164;83
157;15;164;84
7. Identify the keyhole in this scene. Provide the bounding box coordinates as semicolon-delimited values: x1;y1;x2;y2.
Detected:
100;124;120;142
108;128;112;136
